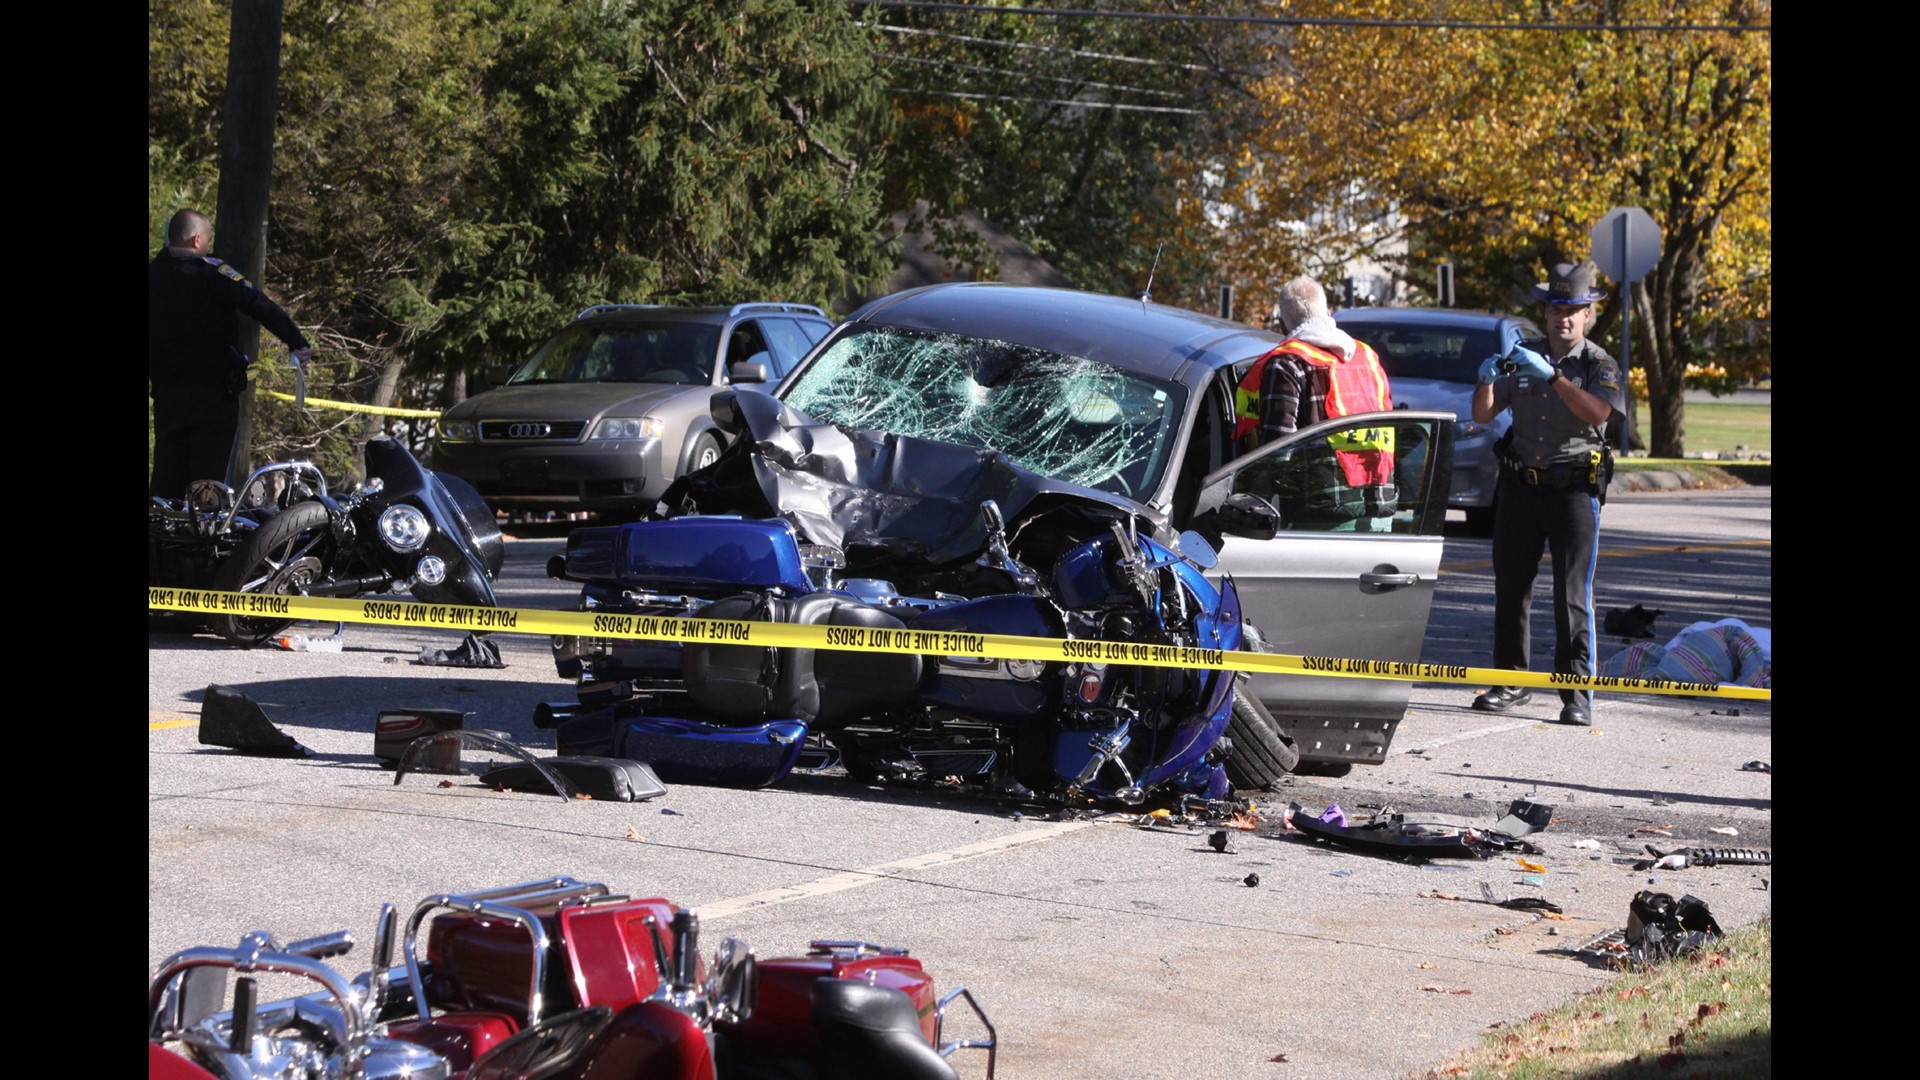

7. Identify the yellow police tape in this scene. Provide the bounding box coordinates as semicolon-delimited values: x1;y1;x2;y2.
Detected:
261;389;441;420
147;588;1772;704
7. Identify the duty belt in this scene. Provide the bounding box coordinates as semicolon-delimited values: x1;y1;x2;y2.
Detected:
1504;450;1605;489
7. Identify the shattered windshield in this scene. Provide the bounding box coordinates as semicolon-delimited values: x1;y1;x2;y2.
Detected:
509;321;720;385
781;326;1182;499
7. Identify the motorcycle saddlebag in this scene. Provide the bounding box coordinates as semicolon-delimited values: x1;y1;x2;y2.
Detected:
613;715;808;789
682;594;919;724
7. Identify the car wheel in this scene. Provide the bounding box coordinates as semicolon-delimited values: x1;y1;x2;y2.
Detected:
686;432;723;476
1223;687;1300;790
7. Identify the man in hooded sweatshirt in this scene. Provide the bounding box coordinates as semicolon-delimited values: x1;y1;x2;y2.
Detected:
1232;275;1396;530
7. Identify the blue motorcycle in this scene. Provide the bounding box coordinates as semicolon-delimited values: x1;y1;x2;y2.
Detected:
541;392;1287;808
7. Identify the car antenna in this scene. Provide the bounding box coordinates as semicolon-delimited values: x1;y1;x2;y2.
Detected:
1136;243;1164;306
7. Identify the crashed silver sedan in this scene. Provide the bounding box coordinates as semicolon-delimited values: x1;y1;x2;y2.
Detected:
768;283;1458;771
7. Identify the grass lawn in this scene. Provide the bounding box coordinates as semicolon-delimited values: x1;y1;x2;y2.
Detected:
1415;918;1771;1079
1632;400;1770;456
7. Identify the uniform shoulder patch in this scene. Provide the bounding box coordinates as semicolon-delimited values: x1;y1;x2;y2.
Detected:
215;262;250;284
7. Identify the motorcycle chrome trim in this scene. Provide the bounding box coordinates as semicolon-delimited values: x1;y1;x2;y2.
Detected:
150;940;367;1066
401;877;610;1026
704;936;758;1025
616;589;711;612
377;503;431;552
1072;728;1133;787
807;940;912;958
933;655;1042;682
217;460;331;536
935;984;1000;1079
415;555;447;585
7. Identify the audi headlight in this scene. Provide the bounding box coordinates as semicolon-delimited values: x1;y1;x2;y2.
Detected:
438;418;476;442
415;555;448;585
592;417;665;440
378;504;432;552
1453;418;1497;442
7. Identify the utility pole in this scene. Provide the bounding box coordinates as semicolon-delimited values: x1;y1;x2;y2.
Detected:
217;0;289;488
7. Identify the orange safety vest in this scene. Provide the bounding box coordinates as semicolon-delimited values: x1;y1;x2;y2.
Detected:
1233;339;1395;485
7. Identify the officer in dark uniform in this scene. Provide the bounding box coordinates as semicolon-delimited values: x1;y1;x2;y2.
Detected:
149;208;312;501
1468;262;1625;726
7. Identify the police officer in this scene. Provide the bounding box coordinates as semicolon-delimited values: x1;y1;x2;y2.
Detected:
149;208;312;501
1469;262;1624;726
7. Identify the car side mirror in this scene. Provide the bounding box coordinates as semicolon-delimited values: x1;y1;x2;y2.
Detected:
728;360;770;384
709;390;744;436
1218;492;1281;540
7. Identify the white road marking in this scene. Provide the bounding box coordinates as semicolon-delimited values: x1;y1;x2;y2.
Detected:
701;819;1097;919
1397;717;1544;754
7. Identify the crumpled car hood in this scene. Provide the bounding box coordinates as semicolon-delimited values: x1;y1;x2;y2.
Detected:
661;390;1144;572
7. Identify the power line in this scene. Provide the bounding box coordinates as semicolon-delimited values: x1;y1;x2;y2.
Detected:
888;87;1204;114
870;22;1227;72
854;2;1771;34
884;52;1185;98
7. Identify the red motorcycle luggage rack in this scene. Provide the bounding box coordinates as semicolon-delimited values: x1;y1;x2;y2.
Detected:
410;875;698;1028
406;875;616;1027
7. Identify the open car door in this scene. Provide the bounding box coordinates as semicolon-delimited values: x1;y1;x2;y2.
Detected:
1194;410;1455;769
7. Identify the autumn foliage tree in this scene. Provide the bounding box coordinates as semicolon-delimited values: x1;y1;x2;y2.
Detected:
1184;0;1770;456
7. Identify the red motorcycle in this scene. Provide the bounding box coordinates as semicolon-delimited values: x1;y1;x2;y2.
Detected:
148;875;995;1080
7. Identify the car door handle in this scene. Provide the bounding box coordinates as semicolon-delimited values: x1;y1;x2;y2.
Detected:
1358;570;1419;591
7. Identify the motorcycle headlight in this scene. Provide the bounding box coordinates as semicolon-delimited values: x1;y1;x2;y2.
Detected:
592;417;664;441
415;555;447;585
378;504;432;552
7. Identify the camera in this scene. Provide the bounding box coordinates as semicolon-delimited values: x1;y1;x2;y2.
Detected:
1496;357;1521;375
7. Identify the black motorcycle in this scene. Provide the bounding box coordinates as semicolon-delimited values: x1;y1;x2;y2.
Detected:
148;436;504;646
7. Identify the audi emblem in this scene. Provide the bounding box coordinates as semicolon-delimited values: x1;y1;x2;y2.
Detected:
506;422;552;439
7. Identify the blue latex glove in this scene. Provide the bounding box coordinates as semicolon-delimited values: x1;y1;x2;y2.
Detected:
1509;344;1554;380
1476;354;1504;385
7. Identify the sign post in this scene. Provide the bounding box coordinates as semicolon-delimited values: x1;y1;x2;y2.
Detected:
1590;207;1662;448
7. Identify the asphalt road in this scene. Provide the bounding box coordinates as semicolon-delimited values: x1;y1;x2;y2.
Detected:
148;485;1771;1080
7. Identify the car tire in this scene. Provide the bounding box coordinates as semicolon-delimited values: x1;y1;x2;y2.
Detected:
210;500;334;647
685;432;723;477
1224;687;1300;791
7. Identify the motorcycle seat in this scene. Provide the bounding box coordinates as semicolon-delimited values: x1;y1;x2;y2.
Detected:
811;979;959;1080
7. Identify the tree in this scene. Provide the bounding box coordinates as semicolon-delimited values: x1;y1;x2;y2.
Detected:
870;2;1263;305
1180;0;1770;456
150;0;898;478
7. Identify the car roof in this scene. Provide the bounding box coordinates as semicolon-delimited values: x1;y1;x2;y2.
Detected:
570;302;830;325
841;283;1281;379
1335;306;1537;331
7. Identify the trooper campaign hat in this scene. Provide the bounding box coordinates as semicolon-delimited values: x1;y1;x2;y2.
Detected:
1533;261;1608;305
